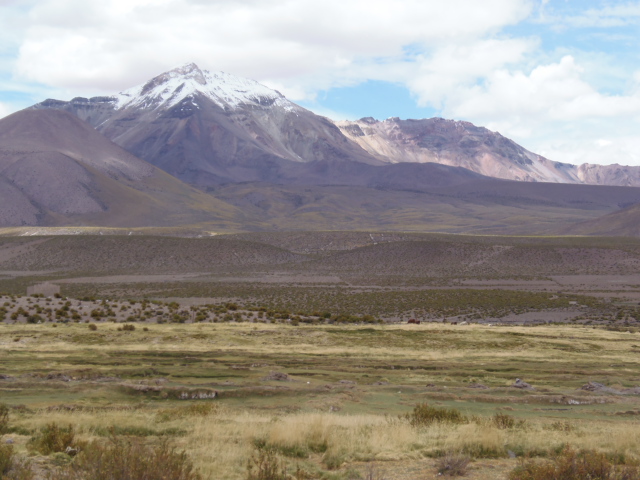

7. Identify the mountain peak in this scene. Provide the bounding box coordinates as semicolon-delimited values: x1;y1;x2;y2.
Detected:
165;62;207;85
116;63;294;113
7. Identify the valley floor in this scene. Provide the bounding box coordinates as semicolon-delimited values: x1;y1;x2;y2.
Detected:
2;232;640;479
2;320;640;479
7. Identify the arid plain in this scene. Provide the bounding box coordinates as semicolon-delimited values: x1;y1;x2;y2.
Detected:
2;231;640;479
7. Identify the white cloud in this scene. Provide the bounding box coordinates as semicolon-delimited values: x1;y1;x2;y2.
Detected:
0;101;15;119
405;37;538;109
548;3;640;28
12;0;533;96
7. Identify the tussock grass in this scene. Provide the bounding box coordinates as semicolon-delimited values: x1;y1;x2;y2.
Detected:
27;423;77;455
3;321;640;478
49;436;202;480
509;446;640;480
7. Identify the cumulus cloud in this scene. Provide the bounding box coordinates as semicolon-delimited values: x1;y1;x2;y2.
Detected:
410;54;640;165
13;0;532;96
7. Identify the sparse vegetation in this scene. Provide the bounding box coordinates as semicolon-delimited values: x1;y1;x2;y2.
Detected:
27;423;77;455
50;436;201;480
246;447;288;480
3;232;640;478
436;451;471;477
407;403;467;427
509;446;640;480
0;403;9;435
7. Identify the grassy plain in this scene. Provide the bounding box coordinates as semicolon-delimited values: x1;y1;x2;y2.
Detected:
2;232;640;479
2;320;640;479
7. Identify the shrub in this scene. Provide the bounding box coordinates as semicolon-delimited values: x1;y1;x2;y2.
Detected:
0;403;9;435
27;423;76;455
246;447;288;480
509;446;639;480
436;451;471;477
50;436;201;480
88;324;98;331
156;404;217;422
493;413;516;429
0;444;12;476
0;444;33;480
406;403;467;427
322;449;346;470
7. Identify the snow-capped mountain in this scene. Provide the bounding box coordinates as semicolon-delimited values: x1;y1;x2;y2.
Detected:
113;63;297;112
34;63;380;186
33;63;640;188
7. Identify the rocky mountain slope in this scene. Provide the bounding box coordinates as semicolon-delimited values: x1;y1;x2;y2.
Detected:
17;63;640;235
0;109;245;228
34;63;381;187
34;63;640;189
337;117;640;186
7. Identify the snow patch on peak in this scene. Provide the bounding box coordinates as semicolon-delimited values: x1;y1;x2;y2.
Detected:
114;63;299;112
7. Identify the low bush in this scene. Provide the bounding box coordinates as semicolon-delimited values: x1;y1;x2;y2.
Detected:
406;403;467;427
0;444;12;476
0;444;33;480
493;413;518;429
435;451;471;477
246;447;288;480
27;423;76;455
0;403;8;435
509;446;639;480
50;436;201;480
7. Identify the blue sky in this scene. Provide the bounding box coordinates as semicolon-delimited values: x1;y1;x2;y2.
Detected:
1;0;640;166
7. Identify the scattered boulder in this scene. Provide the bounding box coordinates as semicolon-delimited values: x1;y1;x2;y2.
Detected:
45;373;71;382
373;381;389;386
262;371;290;381
65;446;79;456
338;380;356;385
129;384;163;393
468;383;489;389
178;390;217;400
581;382;610;392
580;382;640;395
512;378;534;389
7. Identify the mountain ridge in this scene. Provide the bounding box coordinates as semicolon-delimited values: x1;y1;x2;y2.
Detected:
337;116;640;187
33;62;640;188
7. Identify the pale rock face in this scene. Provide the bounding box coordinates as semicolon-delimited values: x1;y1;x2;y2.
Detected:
336;117;640;187
336;117;578;184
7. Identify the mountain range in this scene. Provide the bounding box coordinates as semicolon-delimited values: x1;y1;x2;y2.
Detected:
0;62;637;235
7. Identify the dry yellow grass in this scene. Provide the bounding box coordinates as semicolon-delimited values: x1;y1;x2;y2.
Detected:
3;321;640;479
6;407;640;479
